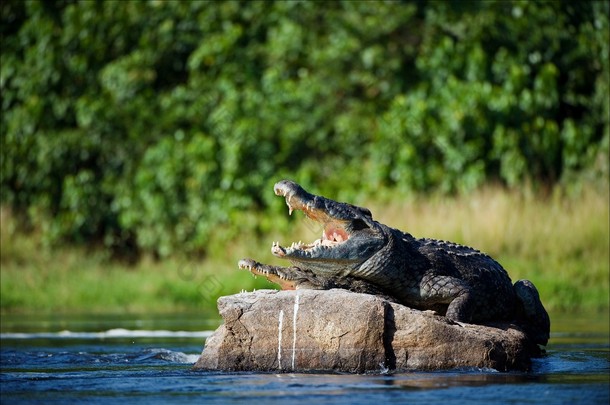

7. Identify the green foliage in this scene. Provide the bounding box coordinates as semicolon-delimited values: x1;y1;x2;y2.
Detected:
1;0;608;256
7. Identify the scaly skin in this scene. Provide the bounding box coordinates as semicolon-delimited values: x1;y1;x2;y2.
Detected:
238;258;395;299
240;180;550;346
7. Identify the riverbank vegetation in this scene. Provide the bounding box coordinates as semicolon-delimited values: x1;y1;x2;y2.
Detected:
2;1;608;259
2;181;607;314
1;2;608;315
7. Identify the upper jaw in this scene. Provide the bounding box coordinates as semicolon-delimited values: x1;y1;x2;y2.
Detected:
274;180;313;216
274;180;332;222
274;180;369;223
272;180;384;262
273;180;355;258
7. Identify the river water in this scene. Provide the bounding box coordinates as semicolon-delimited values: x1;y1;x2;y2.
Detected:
1;311;608;404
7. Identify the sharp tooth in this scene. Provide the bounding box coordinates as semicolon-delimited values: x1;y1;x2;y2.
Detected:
289;207;293;215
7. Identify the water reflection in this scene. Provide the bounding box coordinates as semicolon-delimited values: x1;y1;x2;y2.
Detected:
0;310;608;404
271;370;541;390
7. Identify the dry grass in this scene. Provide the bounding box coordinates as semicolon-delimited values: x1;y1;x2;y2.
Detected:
369;185;610;311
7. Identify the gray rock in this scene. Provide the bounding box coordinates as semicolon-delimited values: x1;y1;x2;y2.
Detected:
194;289;536;373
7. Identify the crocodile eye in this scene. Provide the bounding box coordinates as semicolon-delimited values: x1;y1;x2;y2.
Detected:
351;219;369;231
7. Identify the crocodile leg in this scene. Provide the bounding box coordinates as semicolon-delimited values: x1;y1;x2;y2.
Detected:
420;274;476;322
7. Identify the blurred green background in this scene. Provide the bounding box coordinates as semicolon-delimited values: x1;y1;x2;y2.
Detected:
1;0;608;314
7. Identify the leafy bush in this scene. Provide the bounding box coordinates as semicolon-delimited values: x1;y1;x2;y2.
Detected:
1;0;608;257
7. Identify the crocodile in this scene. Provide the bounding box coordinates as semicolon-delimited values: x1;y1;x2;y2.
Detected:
239;180;550;346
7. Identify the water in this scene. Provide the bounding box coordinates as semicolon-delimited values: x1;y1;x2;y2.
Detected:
1;312;608;404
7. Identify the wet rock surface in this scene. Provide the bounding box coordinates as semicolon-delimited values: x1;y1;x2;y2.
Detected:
194;289;536;373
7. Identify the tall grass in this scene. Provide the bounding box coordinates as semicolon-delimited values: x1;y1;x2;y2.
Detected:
1;183;608;315
368;185;609;312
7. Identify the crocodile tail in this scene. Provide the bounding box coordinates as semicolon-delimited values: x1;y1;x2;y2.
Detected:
514;279;551;346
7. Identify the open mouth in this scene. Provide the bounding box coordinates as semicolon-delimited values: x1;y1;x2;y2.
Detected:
272;221;350;257
271;215;351;258
272;182;351;258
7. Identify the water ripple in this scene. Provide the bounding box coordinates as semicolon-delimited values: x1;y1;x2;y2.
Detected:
0;329;214;340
